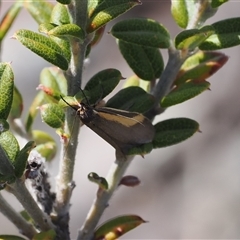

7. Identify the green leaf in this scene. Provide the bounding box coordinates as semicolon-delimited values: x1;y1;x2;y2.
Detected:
39;103;65;128
9;86;23;120
84;68;123;104
111;18;170;48
161;80;210;107
25;91;45;133
153;118;199;148
106;86;155;113
13;29;69;70
48;24;84;41
94;215;146;240
24;0;53;24
211;0;228;8
88;0;141;33
14;141;35;178
0;235;27;240
0;63;14;119
171;0;188;29
32;130;57;161
39;23;56;34
200;18;240;50
0;130;20;164
88;172;108;190
175;51;228;85
0;1;23;41
123;75;151;93
50;2;71;25
175;25;214;50
118;40;164;80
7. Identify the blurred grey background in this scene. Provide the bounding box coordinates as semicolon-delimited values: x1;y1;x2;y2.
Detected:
1;1;240;239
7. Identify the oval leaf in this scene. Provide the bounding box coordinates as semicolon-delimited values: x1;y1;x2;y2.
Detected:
200;17;240;50
0;130;20;164
161;80;210;107
153;118;199;148
13;29;69;70
88;172;108;190
111;18;170;48
94;215;146;240
88;0;141;32
171;0;188;29
84;68;123;104
39;103;65;128
50;2;71;25
0;63;14;120
118;40;164;80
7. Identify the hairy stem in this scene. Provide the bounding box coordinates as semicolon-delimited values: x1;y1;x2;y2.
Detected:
77;155;133;240
0;192;37;239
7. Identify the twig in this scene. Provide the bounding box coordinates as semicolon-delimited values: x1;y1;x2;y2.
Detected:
77;155;133;240
0;192;37;239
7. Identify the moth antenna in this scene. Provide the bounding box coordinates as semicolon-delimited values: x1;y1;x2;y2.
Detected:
79;88;91;106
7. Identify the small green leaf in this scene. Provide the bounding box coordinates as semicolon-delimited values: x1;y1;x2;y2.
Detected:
0;235;27;240
9;86;23;120
153;118;199;148
39;103;65;128
88;172;108;190
0;1;23;41
106;86;155;113
50;3;71;25
118;40;164;80
0;130;20;164
24;0;53;24
84;69;123;104
48;24;84;41
94;215;146;240
14;141;35;178
88;0;141;32
200;18;240;50
161;80;210;107
175;25;214;50
171;0;188;29
111;18;170;48
211;0;228;8
13;29;69;70
32;130;57;161
25;91;45;133
0;63;14;120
